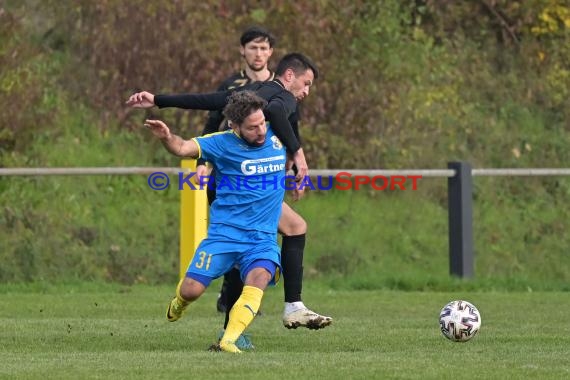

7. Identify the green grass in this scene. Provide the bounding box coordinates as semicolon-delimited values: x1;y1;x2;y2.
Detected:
1;283;569;379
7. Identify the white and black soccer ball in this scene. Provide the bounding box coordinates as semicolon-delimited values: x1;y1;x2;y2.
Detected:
439;300;481;342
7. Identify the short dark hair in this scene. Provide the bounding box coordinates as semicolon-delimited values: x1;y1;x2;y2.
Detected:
240;26;276;47
275;52;319;80
223;90;268;125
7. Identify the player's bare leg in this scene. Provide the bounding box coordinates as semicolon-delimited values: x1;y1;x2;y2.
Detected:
166;277;206;321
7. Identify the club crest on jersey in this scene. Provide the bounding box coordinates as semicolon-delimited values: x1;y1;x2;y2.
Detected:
271;136;283;150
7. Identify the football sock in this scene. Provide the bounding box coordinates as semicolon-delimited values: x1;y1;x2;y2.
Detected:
281;234;305;303
223;268;244;329
175;278;190;306
221;286;263;344
284;301;307;314
217;272;230;312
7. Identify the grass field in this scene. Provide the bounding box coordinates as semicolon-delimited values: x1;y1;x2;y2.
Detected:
1;282;569;380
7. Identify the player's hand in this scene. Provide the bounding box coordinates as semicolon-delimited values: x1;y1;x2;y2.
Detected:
126;91;156;108
285;157;294;171
144;119;171;139
195;164;211;185
291;184;305;201
292;148;309;181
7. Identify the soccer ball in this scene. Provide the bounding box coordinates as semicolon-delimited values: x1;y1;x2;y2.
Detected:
439;300;481;342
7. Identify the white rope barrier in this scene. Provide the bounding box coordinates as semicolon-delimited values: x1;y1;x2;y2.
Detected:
472;168;570;177
0;167;186;176
310;169;456;178
0;167;456;177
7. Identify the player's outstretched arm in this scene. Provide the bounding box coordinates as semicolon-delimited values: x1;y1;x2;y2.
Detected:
154;91;229;110
144;119;199;158
127;90;230;111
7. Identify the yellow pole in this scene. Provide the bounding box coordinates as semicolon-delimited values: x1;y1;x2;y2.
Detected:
179;159;208;279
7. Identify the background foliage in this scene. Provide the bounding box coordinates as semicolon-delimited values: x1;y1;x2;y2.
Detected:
1;0;569;286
